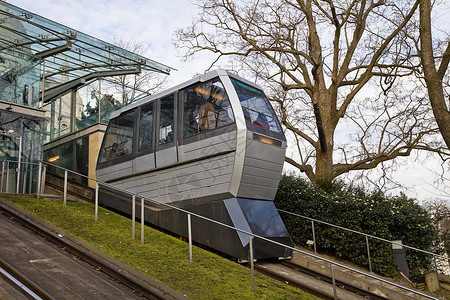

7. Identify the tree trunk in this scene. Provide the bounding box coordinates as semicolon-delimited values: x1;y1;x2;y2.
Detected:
419;0;450;150
311;88;337;189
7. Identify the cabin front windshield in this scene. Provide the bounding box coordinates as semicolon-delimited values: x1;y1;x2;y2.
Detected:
230;78;282;133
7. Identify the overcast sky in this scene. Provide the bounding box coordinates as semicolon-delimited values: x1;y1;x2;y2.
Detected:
7;0;450;202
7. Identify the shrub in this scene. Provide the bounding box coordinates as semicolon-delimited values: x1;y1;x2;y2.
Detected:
275;175;438;282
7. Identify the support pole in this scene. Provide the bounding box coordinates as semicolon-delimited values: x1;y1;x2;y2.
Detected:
40;165;46;195
16;136;22;194
94;182;99;221
5;161;9;193
132;194;136;240
249;235;255;291
434;255;443;298
331;264;337;300
188;214;192;264
141;197;144;244
37;162;42;198
63;170;67;206
1;161;4;193
312;220;317;253
366;235;372;272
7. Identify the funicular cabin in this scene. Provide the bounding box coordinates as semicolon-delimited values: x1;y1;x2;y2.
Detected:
96;70;293;261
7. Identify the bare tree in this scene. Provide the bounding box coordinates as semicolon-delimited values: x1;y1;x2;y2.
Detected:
176;0;448;187
418;0;450;150
112;36;167;104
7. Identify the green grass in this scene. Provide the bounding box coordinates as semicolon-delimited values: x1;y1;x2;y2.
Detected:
2;195;318;299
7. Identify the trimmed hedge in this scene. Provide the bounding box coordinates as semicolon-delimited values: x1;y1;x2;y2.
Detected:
275;175;438;281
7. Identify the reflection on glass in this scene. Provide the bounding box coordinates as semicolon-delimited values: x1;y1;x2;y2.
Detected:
139;103;153;151
43;136;89;185
184;79;234;137
159;95;174;145
99;110;135;163
230;78;282;133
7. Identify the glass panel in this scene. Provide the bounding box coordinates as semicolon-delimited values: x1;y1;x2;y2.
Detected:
50;97;60;140
75;81;100;130
99;110;135;163
60;92;71;136
0;45;41;107
99;80;123;124
43;135;89;185
139;103;153;151
184;79;234;137
230;78;282;133
159;95;174;145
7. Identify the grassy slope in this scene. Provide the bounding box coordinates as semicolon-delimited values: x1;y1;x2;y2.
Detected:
2;195;317;300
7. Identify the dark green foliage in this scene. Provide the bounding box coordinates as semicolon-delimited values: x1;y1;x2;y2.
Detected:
275;175;439;282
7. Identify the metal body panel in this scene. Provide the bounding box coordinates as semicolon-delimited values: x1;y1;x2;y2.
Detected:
108;152;235;205
133;152;156;173
155;146;177;168
96;160;133;182
179;131;236;161
237;133;285;200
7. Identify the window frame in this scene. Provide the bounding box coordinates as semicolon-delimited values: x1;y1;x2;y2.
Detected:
156;93;177;151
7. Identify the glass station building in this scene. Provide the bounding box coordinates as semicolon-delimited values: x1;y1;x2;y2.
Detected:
0;2;173;190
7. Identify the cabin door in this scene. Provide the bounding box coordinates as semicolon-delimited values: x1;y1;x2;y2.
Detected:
155;94;178;168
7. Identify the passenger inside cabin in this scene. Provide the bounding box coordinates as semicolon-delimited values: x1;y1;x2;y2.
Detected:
253;113;270;129
107;143;120;159
198;101;217;131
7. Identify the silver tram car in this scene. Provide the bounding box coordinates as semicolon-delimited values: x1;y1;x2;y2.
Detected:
96;70;293;260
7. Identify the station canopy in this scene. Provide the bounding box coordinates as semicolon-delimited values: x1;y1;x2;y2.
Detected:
0;1;175;104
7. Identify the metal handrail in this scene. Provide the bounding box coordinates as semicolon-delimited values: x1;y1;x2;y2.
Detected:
278;209;448;261
0;159;441;299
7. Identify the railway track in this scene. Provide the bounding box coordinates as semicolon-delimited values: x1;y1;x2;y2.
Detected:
255;260;386;300
0;201;183;300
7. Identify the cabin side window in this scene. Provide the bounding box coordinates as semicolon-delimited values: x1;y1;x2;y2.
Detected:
230;78;282;133
183;79;234;137
159;94;175;145
139;103;153;151
99;110;135;163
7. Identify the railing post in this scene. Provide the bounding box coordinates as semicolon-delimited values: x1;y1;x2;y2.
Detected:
5;161;9;193
16;161;20;194
331;264;337;300
22;162;27;194
366;235;372;272
249;235;255;291
94;182;99;221
434;255;443;298
132;194;136;240
36;162;42;198
40;165;46;195
141;197;144;244
188;214;192;264
63;170;68;206
0;161;4;193
311;220;317;253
